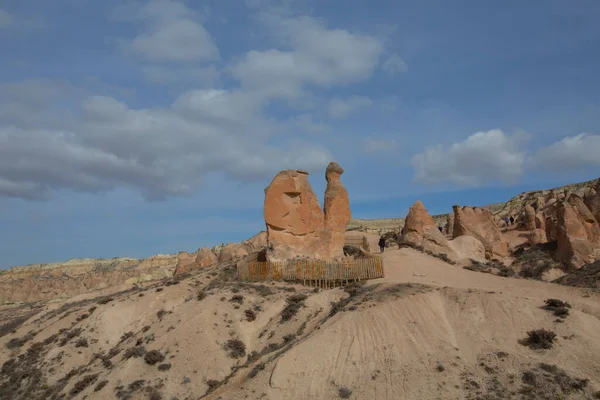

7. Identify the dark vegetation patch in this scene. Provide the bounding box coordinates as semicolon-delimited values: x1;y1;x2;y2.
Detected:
157;363;171;371
94;380;108;392
338;386;353;398
280;294;307;322
512;244;567;280
224;339;246;359
144;350;165;365
75;338;88;348
520;363;589;398
247;363;265;379
519;329;557;350
244;309;256;322
463;259;516;277
206;379;221;392
123;346;146;360
59;327;83;346
542;298;571;319
0;311;39;338
5;330;36;349
230;294;244;304
156;310;168;320
97;296;114;305
554;260;600;289
70;373;99;396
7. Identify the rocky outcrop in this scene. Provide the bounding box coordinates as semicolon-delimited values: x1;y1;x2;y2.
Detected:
555;195;600;268
445;214;454;236
264;162;351;261
529;229;548;246
173;247;218;276
0;255;177;304
173;252;196;276
584;180;600;223
452;205;509;259
242;232;267;254
219;243;249;263
402;201;457;259
523;204;536;230
448;236;486;264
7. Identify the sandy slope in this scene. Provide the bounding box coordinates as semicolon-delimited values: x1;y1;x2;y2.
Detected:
2;244;600;399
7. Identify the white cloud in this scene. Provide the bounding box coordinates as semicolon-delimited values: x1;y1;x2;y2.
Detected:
230;14;384;99
382;54;408;74
411;129;529;185
126;1;219;62
327;95;372;119
532;133;600;170
0;10;12;29
363;136;399;154
141;65;220;86
0;81;332;200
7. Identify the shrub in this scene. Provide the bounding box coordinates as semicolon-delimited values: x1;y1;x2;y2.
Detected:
157;363;171;371
197;291;207;301
230;295;244;304
543;298;571;318
120;331;134;342
282;334;296;343
144;350;165;365
70;374;99;395
206;379;220;392
94;380;108;392
97;297;113;305
224;339;246;359
247;364;265;378
338;386;353;398
123;346;146;360
280;294;307;322
75;338;88;348
520;329;556;350
244;309;256;322
157;310;168;320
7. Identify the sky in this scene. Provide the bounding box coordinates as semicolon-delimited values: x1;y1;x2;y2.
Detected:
1;0;599;268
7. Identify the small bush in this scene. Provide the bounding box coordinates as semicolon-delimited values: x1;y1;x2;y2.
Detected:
75;338;88;348
97;297;113;305
230;295;244;304
244;309;256;322
247;364;265;378
280;294;307;322
283;334;296;343
123;346;146;360
338;386;353;398
5;331;35;349
206;379;220;392
157;310;168;320
224;339;246;359
157;363;171;371
543;298;571;318
94;380;108;392
70;374;99;395
520;329;556;350
120;331;134;342
197;291;207;301
144;350;165;365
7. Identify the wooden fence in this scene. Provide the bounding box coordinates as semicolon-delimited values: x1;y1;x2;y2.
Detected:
237;258;384;288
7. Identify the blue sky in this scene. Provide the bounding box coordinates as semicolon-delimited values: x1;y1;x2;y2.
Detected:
1;0;599;268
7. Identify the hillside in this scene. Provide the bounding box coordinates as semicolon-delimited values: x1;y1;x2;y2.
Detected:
347;178;599;235
2;235;599;400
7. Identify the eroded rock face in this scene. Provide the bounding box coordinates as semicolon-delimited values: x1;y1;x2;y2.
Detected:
402;201;458;261
584;181;600;224
218;243;249;263
242;232;268;254
529;229;548;246
556;195;600;268
173;247;218;276
523;204;536;230
0;256;176;304
452;205;509;259
264;162;351;261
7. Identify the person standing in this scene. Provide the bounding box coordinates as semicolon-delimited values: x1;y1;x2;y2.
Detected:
378;236;386;253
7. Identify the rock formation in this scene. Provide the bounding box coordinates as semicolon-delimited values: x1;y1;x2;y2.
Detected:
173;247;218;276
242;232;268;254
445;214;454;236
264;162;351;261
529;229;548;246
584;180;600;223
402;201;456;257
523;203;536;230
218;243;249;263
452;205;509;259
555;194;600;268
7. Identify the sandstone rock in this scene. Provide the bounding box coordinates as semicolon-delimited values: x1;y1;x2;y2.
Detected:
173;252;196;276
448;235;486;264
264;162;351;261
556;197;600;268
323;162;352;259
535;212;545;231
529;229;548;246
452;205;509;259
243;232;268;254
445;214;454;236
523;204;536;230
584;182;600;224
219;243;249;263
402;201;458;261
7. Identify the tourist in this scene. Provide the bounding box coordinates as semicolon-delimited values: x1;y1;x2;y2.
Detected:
378;236;386;253
438;226;443;233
